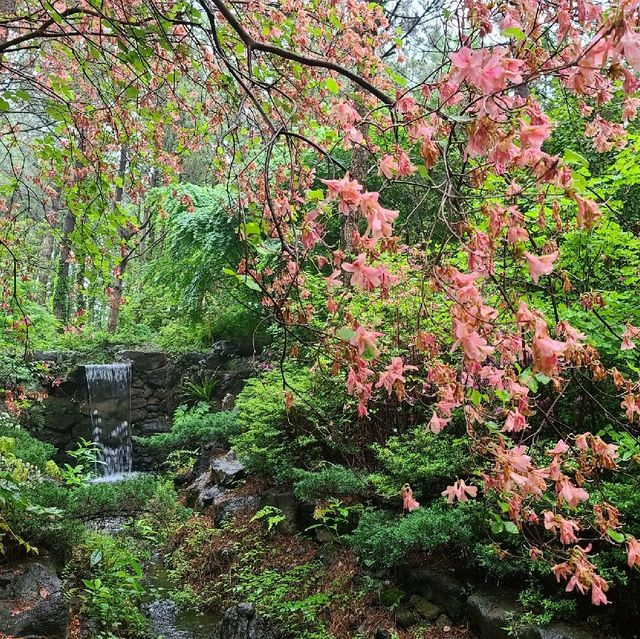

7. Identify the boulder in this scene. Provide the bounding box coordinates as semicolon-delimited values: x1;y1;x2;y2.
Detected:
399;565;467;623
216;494;261;523
394;604;421;629
435;614;453;630
186;470;227;508
465;590;598;639
408;594;440;621
146;598;193;639
0;560;67;638
119;350;168;372
215;602;277;639
210;451;246;488
145;365;171;389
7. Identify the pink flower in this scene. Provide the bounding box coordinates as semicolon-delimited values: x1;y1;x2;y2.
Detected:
378;154;397;179
427;411;450;434
523;251;558;284
333;102;361;127
591;581;609;606
621;324;640;350
349;325;382;359
548;440;569;456
626;537;640;568
376;357;416;398
442;479;478;503
544;511;580;545
519;118;553;150
401;484;420;512
321;174;363;214
616;25;640;72
502;408;528;433
451;320;494;362
574;194;601;229
342;254;382;290
557;477;589;509
358;192;399;240
533;320;567;376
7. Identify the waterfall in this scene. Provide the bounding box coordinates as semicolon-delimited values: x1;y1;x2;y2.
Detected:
85;363;132;478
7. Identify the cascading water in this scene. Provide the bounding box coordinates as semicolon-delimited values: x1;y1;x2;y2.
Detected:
85;363;133;479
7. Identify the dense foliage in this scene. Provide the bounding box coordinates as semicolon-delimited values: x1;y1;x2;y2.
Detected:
5;0;640;633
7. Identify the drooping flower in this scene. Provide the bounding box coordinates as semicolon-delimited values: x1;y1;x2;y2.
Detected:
342;254;382;290
621;324;640;350
427;411;450;434
626;536;640;568
523;251;558;284
321;174;363;214
533;320;567;376
557;477;589;509
401;484;420;512
451;319;494;362
442;479;478;503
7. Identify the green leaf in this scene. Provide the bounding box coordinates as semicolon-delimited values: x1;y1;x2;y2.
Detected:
337;326;355;341
491;520;504;534
362;344;377;360
324;78;340;94
242;277;262;292
502;26;526;40
607;528;625;543
90;549;103;566
504;521;519;535
563;149;589;169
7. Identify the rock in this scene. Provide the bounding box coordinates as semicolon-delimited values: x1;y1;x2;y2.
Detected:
408;594;440;620
0;560;67;638
536;624;598;639
466;590;526;639
435;614;453;630
200;486;228;509
221;393;236;410
394;605;421;629
314;527;338;543
147;598;194;639
215;602;277;639
186;470;228;508
119;350;168;372
399;565;467;623
261;491;299;535
216;494;261;522
145;365;171;389
210;451;245;487
130;397;148;410
379;586;406;608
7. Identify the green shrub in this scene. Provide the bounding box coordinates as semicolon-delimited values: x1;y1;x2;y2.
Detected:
66;532;149;638
133;403;240;458
8;480;84;558
232;366;347;481
293;465;369;502
67;475;187;522
347;501;484;569
10;475;186;560
0;416;55;469
370;428;468;499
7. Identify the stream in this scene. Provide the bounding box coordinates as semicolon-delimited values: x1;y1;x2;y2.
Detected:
144;554;221;639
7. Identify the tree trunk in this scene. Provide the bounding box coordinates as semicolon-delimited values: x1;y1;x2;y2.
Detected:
341;107;369;252
107;146;129;333
52;208;76;324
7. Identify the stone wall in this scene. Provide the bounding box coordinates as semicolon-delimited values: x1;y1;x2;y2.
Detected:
31;340;258;465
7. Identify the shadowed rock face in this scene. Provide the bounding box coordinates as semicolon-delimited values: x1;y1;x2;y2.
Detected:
214;603;277;639
0;560;67;638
